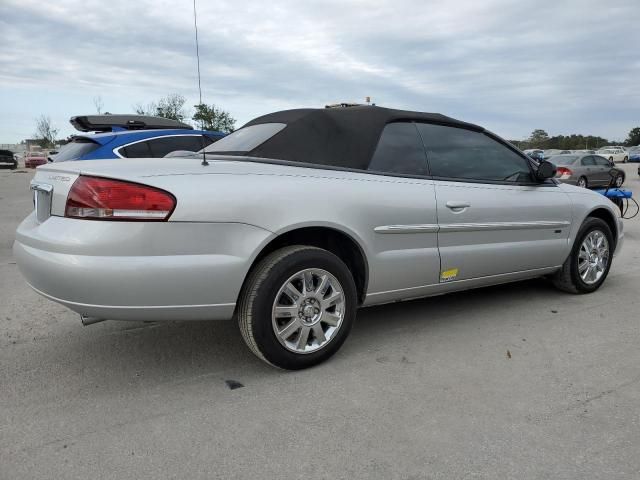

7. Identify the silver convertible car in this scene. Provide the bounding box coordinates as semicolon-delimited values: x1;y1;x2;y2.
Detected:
15;106;623;369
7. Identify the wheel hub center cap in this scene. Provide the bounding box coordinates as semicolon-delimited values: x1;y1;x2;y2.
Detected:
302;305;315;318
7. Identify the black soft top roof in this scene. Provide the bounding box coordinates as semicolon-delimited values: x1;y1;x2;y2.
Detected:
242;106;483;170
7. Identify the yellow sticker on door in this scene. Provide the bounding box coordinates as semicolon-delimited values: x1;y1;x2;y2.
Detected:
440;268;459;283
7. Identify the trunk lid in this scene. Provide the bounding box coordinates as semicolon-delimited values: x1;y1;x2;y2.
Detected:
30;155;306;219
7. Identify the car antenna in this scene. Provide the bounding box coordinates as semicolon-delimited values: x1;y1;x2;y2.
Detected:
193;0;208;166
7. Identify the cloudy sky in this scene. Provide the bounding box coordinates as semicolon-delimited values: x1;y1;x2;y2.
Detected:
1;0;638;144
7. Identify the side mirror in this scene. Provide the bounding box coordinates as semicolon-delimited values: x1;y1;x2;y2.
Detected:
535;160;556;181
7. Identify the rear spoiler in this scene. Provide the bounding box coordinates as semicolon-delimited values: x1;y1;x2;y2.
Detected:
70;114;194;132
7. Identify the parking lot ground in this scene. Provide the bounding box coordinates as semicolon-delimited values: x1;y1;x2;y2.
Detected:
1;165;640;479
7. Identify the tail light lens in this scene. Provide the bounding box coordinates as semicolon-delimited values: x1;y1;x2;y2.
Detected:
556;167;572;178
65;176;176;221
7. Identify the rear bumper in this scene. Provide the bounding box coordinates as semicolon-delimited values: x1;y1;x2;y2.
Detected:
14;214;272;321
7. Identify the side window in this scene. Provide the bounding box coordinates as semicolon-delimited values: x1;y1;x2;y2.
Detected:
367;122;428;176
416;123;532;183
581;156;596;166
146;136;213;157
120;141;151;158
593;156;610;166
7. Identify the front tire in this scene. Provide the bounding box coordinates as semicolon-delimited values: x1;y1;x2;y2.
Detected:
238;246;357;369
551;217;613;294
623;156;628;163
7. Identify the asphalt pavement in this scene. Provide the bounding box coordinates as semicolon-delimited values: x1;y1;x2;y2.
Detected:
1;164;639;479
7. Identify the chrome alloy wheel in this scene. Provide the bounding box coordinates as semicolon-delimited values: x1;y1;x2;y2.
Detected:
578;230;609;285
272;268;345;354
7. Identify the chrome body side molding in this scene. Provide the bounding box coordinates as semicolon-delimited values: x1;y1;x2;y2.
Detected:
375;220;570;234
374;224;439;234
439;221;571;232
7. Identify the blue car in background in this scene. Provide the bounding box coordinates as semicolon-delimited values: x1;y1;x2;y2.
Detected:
50;115;225;162
628;146;640;163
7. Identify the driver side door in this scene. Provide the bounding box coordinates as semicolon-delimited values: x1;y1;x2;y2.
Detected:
416;123;573;282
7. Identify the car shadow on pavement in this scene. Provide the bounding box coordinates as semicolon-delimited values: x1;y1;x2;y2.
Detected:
15;277;568;391
353;277;562;332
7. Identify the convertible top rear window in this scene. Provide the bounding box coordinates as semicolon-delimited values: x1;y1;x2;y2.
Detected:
203;123;286;154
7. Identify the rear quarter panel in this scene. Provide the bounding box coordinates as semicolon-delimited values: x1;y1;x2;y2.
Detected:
138;166;442;296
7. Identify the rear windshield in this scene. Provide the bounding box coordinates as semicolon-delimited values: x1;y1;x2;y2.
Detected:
549;155;578;165
202;123;286;154
51;138;100;162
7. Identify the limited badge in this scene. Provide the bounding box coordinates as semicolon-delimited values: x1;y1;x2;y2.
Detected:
440;268;459;283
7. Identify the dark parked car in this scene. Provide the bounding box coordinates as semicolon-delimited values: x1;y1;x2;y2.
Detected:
0;150;18;170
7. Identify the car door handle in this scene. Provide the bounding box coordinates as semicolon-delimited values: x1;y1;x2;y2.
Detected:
446;201;471;210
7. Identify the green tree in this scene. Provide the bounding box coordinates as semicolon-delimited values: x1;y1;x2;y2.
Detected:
134;94;187;121
155;94;187;121
528;129;549;147
34;115;59;148
624;127;640;146
192;103;236;133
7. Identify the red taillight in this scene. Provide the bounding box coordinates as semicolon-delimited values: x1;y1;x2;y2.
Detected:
65;176;176;221
556;167;572;178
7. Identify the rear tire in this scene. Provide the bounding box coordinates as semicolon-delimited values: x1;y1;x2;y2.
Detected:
238;246;357;369
623;156;628;163
577;176;588;188
551;217;613;294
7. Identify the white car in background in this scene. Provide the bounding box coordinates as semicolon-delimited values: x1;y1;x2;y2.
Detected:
596;148;628;163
